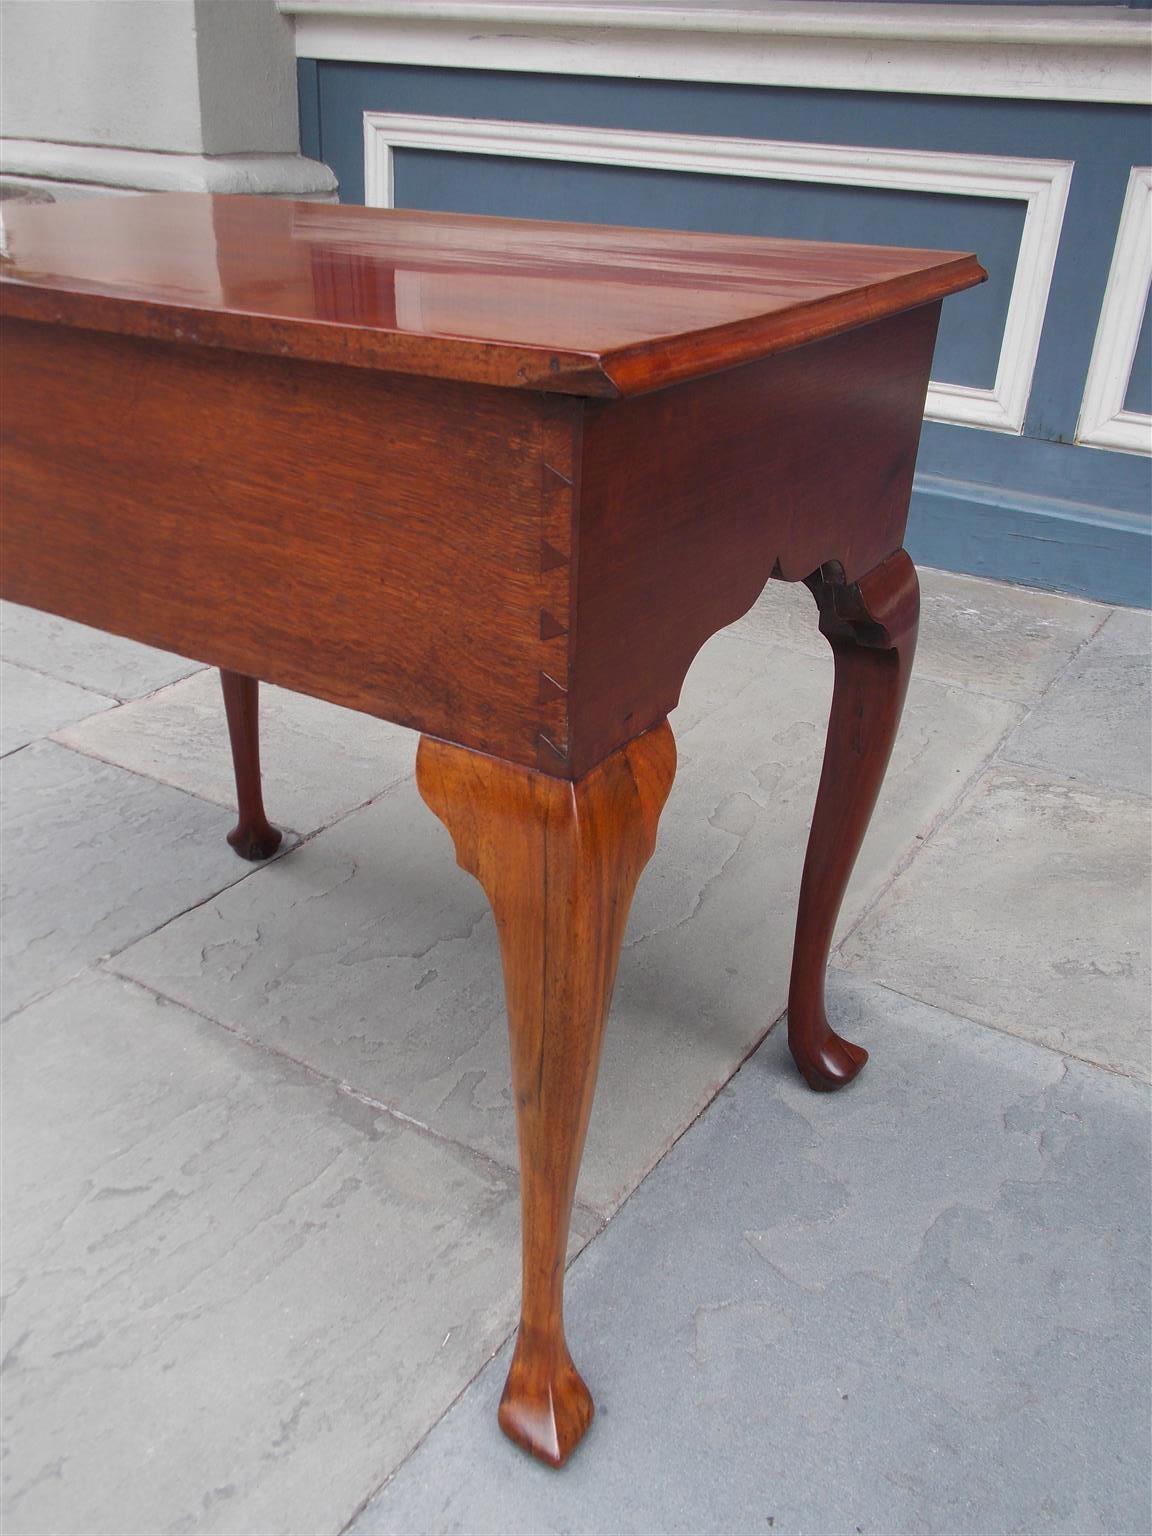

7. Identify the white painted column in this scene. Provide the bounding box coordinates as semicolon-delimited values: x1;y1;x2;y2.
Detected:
0;0;336;199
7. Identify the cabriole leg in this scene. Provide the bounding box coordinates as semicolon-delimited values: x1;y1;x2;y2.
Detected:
416;720;676;1466
789;549;920;1091
219;669;282;861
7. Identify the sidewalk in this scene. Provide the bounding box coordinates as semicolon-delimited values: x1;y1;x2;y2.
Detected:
2;568;1148;1536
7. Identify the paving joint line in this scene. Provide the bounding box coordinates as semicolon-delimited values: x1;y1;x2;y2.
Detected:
0;960;93;1025
830;602;1124;960
97;965;609;1216
0;652;122;702
37;734;285;821
831;737;1009;956
43;733;415;832
334;1323;517;1535
2;651;209;704
28;756;416;972
717;619;1049;710
336;998;792;1533
88;966;610;1535
839;971;1151;1085
990;605;1151;795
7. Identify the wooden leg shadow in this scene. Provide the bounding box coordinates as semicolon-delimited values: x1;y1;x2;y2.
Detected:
788;549;920;1092
417;719;676;1467
219;669;282;861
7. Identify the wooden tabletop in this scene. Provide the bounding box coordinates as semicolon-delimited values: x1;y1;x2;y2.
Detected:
0;192;984;397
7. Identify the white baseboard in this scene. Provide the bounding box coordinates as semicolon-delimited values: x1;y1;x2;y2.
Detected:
0;140;338;200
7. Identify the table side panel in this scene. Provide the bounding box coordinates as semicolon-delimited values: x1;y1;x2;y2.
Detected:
0;319;580;769
567;304;942;776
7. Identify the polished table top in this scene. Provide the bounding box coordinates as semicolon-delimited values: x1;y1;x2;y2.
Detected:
0;193;984;395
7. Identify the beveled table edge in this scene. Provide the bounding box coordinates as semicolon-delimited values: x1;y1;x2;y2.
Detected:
0;202;986;398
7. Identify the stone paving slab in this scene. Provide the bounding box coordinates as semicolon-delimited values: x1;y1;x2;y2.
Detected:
1001;606;1152;797
1;600;203;700
354;974;1151;1536
729;566;1108;704
55;667;417;839
840;761;1151;1079
0;659;116;756
111;642;1020;1215
0;741;271;1017
0;970;569;1536
2;571;1141;1536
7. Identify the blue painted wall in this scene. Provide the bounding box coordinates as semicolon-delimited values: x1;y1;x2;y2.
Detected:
300;59;1152;605
1128;293;1152;416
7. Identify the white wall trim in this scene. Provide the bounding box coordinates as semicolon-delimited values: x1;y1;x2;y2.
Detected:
363;112;1073;435
0;139;338;198
286;1;1152;106
1077;167;1152;457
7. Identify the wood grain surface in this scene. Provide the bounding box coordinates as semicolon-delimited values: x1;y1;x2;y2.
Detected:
566;302;940;775
788;549;921;1090
219;671;282;861
0;193;985;397
416;719;677;1465
0;299;939;779
0;318;582;769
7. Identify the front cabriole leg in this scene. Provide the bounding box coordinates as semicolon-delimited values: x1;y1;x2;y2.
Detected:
416;719;676;1466
788;549;920;1091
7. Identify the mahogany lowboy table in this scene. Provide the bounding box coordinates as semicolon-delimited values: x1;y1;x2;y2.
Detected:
0;193;983;1467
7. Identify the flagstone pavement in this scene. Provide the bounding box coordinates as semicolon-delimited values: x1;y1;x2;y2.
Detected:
2;569;1148;1536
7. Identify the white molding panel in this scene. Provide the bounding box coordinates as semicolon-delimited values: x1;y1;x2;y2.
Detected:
1077;167;1152;457
286;1;1152;106
363;113;1073;434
